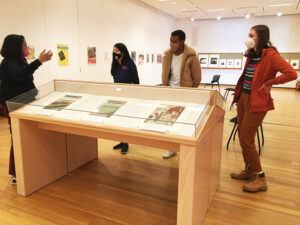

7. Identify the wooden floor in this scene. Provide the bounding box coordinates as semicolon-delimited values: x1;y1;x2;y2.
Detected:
0;87;300;225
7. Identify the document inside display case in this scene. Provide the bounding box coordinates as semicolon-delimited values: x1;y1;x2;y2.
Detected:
15;91;207;137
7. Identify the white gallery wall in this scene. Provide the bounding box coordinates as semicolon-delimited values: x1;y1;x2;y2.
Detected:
0;0;51;86
0;0;299;88
175;15;300;87
0;0;174;87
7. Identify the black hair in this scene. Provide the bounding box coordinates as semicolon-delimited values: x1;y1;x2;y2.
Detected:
111;43;132;75
0;34;25;60
171;30;186;41
246;25;277;57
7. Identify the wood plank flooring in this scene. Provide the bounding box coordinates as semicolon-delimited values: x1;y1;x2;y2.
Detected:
0;87;299;225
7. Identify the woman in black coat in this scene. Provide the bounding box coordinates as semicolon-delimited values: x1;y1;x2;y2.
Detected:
0;34;52;185
111;43;139;154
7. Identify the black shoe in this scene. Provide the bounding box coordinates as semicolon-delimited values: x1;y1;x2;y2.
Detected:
113;142;125;150
121;144;129;155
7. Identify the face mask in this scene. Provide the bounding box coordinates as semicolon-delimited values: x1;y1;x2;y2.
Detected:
22;47;30;58
113;53;122;60
245;37;256;49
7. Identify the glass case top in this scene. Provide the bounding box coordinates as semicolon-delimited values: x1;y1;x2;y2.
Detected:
7;80;221;139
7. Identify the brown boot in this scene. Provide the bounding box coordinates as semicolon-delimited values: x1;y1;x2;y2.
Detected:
230;169;255;180
243;173;267;192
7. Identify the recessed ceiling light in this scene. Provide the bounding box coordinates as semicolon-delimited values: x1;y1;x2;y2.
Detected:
277;11;283;16
190;17;195;21
245;13;250;19
207;8;226;12
269;3;292;7
217;16;221;20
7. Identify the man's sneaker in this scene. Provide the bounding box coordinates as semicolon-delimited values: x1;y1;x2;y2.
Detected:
163;151;177;159
243;173;267;192
230;170;255;180
121;144;129;155
113;142;125;150
11;176;17;186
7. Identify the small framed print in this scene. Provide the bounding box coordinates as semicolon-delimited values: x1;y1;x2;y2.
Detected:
157;54;162;64
209;54;220;67
151;54;155;63
226;59;234;68
290;59;299;70
87;47;96;64
131;51;137;62
27;45;35;60
138;54;144;65
234;59;242;69
219;59;227;68
199;54;209;67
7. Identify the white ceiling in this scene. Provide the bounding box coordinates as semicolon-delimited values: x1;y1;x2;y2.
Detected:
137;0;300;20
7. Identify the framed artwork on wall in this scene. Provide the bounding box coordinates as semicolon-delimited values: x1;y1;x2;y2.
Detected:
157;54;162;64
234;59;242;69
138;54;144;65
27;45;35;60
209;54;220;67
226;59;234;68
199;54;209;67
131;51;136;62
87;47;96;64
219;59;227;68
57;44;69;66
151;54;155;63
290;59;299;70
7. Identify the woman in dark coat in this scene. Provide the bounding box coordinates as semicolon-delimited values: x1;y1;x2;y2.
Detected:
0;34;52;184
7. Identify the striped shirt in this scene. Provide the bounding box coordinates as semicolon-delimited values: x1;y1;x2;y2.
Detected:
242;57;261;93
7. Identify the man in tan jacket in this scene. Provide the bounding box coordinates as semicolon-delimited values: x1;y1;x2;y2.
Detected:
161;30;201;159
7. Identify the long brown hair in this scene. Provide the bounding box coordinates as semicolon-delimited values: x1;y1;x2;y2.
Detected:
247;25;276;57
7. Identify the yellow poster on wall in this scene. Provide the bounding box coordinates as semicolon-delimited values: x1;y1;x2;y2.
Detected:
27;45;35;60
57;44;69;66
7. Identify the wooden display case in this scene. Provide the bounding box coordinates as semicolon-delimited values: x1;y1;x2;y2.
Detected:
8;80;225;225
